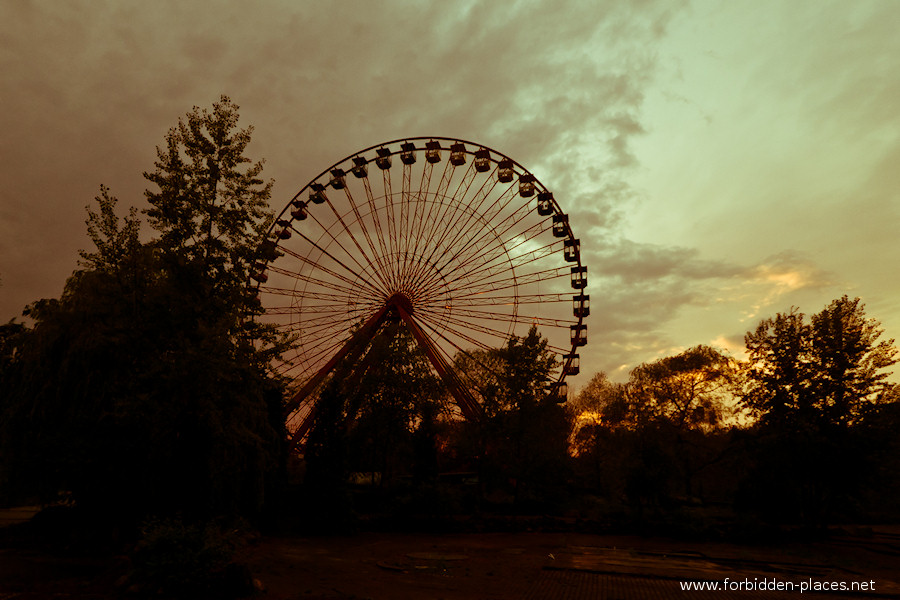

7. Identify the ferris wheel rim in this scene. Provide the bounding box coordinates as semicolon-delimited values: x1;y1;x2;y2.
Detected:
252;136;588;415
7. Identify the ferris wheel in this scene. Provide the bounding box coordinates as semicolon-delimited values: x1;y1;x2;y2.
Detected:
251;137;588;447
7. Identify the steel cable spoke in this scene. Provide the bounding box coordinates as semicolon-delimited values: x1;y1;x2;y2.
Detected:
359;175;395;288
319;187;393;293
298;209;391;297
338;183;397;290
401;158;455;288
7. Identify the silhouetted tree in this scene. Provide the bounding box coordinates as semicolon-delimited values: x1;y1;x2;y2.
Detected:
739;297;898;524
809;296;897;426
300;320;448;522
0;97;287;529
342;322;444;484
456;326;570;509
572;347;738;511
144;96;273;278
570;372;625;494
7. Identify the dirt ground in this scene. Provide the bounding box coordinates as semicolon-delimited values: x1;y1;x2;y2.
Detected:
2;519;900;599
237;528;900;599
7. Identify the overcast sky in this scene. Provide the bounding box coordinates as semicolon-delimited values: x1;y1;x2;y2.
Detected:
2;0;898;388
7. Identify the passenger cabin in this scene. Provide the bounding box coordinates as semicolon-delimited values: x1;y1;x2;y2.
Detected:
573;294;590;317
570;265;587;289
564;238;580;262
426;140;442;163
310;183;327;204
498;158;514;182
259;240;278;259
251;261;268;283
375;147;392;170
351;156;368;178
290;201;308;220
564;354;580;376
400;142;417;165
570;324;587;347
537;192;554;216
277;228;292;240
450;142;466;166
330;168;346;189
518;173;535;197
552;214;569;238
474;148;491;172
550;382;568;403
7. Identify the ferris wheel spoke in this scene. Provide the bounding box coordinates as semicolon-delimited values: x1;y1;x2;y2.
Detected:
277;333;350;375
257;285;301;298
408;159;437;262
412;310;495;355
448;265;571;299
450;217;552;282
319;191;394;293
398;162;413;286
413;185;489;286
264;305;354;317
448;292;573;307
437;305;576;329
381;168;398;267
282;302;378;318
437;183;523;263
402;160;455;283
436;236;563;298
275;242;380;296
266;264;374;300
412;320;499;391
416;230;521;298
403;159;439;275
434;200;539;284
259;286;363;305
359;175;393;284
412;309;563;390
339;181;395;289
414;195;530;295
298;212;392;296
415;308;516;347
273;308;376;342
287;311;373;336
423;161;479;255
426;180;515;277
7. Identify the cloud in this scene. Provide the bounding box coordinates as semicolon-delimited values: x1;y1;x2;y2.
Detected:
572;242;839;381
732;251;836;320
573;235;745;378
0;0;684;321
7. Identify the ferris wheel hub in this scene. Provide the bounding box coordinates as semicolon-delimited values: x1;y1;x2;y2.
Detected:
387;291;415;315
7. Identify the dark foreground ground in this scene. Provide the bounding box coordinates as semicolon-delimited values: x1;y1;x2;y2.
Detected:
1;509;900;599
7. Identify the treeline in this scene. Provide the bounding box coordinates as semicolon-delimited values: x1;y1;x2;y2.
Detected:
571;299;900;531
2;96;899;546
297;297;900;534
296;324;573;529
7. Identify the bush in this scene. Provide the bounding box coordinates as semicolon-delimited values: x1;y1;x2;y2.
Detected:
128;517;254;598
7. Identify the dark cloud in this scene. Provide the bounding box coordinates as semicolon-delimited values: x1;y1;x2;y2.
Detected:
5;0;895;393
587;237;743;283
0;0;680;323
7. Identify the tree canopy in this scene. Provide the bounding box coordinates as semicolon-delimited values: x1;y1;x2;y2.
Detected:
0;96;286;526
743;296;897;430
